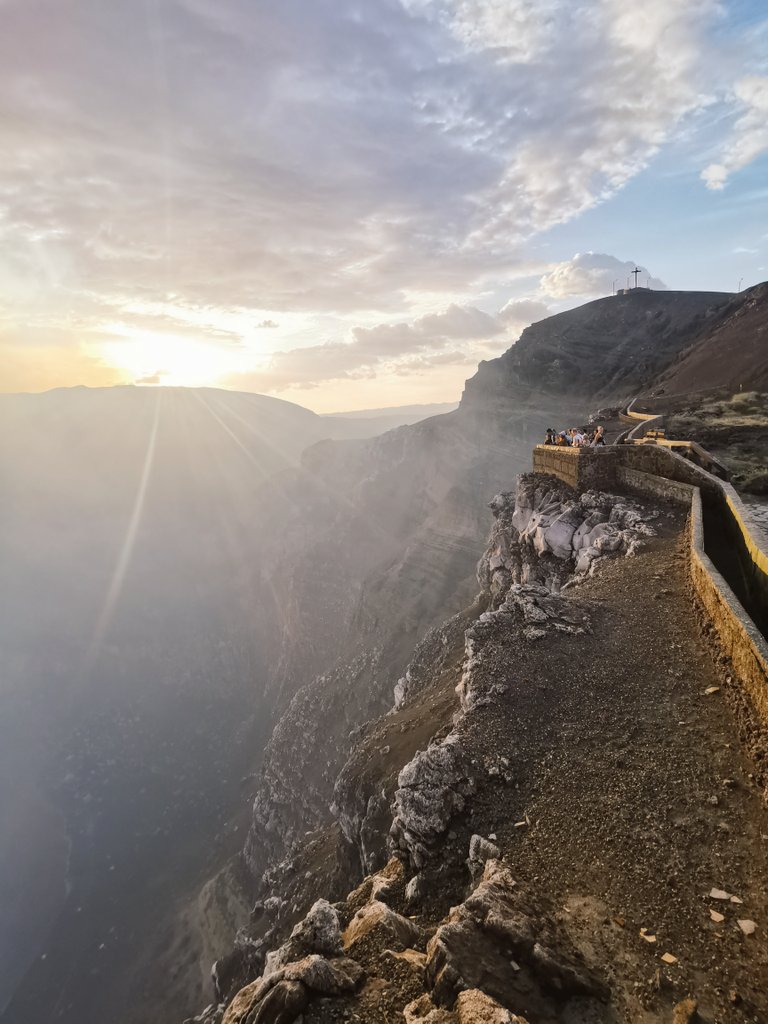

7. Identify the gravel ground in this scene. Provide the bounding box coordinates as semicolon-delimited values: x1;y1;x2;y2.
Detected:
452;513;768;1022
249;504;768;1024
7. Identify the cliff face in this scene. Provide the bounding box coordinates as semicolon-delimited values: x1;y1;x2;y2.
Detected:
239;410;565;878
196;474;768;1024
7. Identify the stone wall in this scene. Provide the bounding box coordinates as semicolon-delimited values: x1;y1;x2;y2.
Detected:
690;490;768;727
532;445;617;491
614;443;723;499
616;466;696;505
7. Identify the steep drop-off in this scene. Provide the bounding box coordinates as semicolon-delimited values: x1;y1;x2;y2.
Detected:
183;286;768;1023
192;477;768;1024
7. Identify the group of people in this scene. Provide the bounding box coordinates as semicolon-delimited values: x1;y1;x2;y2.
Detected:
544;425;605;447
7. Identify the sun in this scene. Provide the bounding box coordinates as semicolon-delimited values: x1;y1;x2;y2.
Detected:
92;326;246;388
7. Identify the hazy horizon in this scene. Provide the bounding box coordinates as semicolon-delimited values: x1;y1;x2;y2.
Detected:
0;381;461;418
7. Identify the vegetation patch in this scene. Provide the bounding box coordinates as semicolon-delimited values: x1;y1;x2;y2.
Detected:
667;392;768;495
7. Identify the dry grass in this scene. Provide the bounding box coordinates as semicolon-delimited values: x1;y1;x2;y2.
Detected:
667;392;768;495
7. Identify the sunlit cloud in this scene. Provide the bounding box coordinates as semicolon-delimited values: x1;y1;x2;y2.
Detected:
540;253;667;298
702;76;768;190
0;0;765;406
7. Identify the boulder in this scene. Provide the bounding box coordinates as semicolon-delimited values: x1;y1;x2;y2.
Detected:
390;734;475;868
403;993;456;1023
263;899;342;977
455;990;529;1023
427;861;605;1016
382;948;427;984
370;857;406;903
467;835;501;880
282;954;364;994
222;956;364;1024
343;900;423;952
246;980;306;1024
405;873;429;906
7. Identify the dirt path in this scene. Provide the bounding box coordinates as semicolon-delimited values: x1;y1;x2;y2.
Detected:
227;502;768;1024
457;513;768;1022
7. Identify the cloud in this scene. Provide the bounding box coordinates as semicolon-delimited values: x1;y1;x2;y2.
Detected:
702;76;768;190
352;304;503;353
497;298;550;327
230;303;507;391
0;0;738;330
0;0;763;402
226;291;563;392
539;253;667;298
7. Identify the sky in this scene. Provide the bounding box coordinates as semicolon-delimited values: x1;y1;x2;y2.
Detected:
1;0;767;413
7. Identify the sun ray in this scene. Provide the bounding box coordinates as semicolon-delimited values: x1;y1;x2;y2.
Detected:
84;390;162;672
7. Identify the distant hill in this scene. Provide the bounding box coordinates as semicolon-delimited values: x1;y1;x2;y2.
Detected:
323;400;457;419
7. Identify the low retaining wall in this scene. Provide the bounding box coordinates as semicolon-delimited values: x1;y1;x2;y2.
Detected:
616;466;696;505
614;443;724;500
608;455;768;729
690;491;768;726
623;397;664;441
534;443;768;624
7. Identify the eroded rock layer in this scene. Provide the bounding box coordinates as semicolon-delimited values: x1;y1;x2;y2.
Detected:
186;473;768;1024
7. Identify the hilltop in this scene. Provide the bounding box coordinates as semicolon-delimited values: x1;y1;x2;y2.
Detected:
462;288;734;416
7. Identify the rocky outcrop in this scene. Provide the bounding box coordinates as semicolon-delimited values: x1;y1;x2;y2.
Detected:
343;900;423;953
190;474;673;1023
220;955;364;1024
427;860;605;1014
385;475;658;871
331;606;473;875
216;850;607;1024
479;475;657;596
263;899;342;977
389;735;476;869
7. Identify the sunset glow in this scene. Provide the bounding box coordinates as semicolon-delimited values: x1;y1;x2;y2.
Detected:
1;1;766;410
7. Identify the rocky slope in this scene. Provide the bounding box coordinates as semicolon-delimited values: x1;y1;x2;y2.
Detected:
177;285;768;1020
649;282;768;398
188;475;768;1024
462;288;733;415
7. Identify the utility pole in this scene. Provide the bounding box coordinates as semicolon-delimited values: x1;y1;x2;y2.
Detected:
631;267;641;289
612;279;616;295
738;277;743;292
